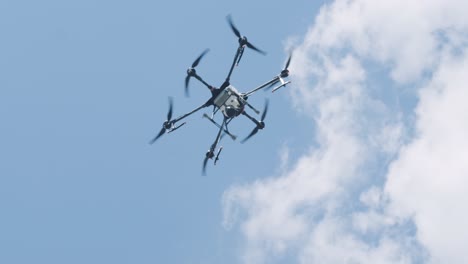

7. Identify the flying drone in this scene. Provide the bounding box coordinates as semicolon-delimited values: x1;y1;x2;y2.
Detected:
150;15;292;174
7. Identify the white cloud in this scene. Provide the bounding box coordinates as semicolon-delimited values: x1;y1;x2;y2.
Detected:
300;217;413;264
385;54;468;264
223;0;468;263
304;0;468;84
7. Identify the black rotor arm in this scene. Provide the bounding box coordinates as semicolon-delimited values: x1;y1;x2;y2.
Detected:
185;49;213;96
172;102;209;124
243;76;281;97
149;99;210;145
225;46;242;83
202;117;227;175
241;110;263;127
241;100;268;143
191;71;214;90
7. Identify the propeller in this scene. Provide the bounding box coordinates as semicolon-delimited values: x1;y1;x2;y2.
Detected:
202;149;214;175
226;15;266;55
185;49;210;96
241;99;269;143
149;97;173;144
265;52;293;90
280;51;292;77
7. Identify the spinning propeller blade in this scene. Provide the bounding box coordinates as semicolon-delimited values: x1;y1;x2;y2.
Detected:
226;15;266;55
227;14;241;38
241;100;269;143
284;53;292;71
241;127;259;144
280;51;293;77
184;75;190;95
149;128;166;144
265;52;293;91
261;100;269;121
246;42;266;55
202;156;209;175
185;49;210;97
167;97;173;121
202;150;213;176
149;97;174;144
192;48;209;68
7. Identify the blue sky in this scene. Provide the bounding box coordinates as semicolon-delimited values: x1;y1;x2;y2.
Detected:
3;1;468;264
0;1;324;263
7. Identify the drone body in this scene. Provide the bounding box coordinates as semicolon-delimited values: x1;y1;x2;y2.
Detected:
214;86;245;118
150;15;292;174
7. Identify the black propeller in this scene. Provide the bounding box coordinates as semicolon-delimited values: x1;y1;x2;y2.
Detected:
185;49;210;96
241;99;269;143
226;15;266;55
202;149;214;175
149;97;173;144
265;52;293;90
280;52;292;77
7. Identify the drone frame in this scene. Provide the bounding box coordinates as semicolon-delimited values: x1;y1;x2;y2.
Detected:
150;15;292;174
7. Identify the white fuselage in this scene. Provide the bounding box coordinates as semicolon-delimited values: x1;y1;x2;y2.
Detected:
213;85;246;118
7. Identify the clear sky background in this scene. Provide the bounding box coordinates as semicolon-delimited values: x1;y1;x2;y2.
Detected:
0;1;323;264
2;1;468;264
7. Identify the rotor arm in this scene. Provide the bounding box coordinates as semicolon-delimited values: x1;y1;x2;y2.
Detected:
243;76;281;97
185;49;212;96
225;46;242;83
224;15;267;85
172;103;209;124
244;52;293;96
203;117;227;175
240;100;268;143
241;110;262;126
192;72;214;90
212;117;227;149
244;101;260;114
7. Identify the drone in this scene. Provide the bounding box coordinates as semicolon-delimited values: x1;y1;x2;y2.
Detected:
150;15;292;174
